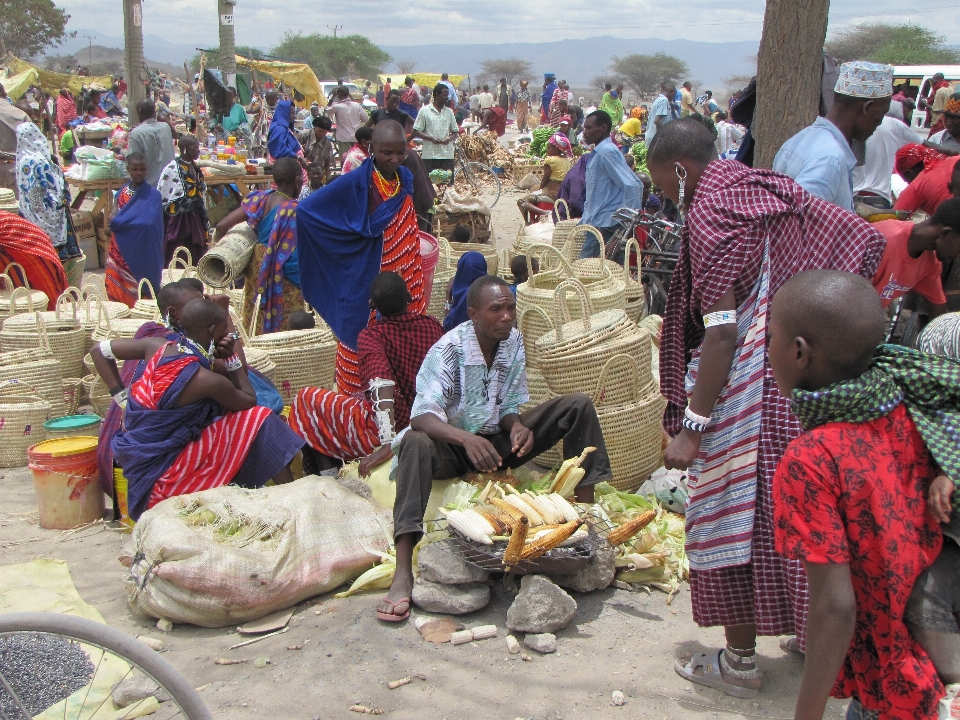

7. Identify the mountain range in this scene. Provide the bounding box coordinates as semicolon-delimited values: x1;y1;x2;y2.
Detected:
54;31;758;97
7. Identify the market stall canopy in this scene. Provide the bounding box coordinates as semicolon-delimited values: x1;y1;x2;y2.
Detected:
5;55;113;97
377;73;467;90
0;67;40;100
234;56;325;107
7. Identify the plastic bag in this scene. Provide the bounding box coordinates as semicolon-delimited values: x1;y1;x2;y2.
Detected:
126;476;394;627
637;467;688;514
438;188;491;216
75;146;121;181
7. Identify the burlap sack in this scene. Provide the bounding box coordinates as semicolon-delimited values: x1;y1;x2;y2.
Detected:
125;476;394;627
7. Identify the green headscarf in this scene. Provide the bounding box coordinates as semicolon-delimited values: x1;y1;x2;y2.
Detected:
791;344;960;506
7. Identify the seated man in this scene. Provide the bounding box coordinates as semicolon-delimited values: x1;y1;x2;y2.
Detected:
872;197;960;314
289;272;444;475
378;275;613;622
92;298;303;520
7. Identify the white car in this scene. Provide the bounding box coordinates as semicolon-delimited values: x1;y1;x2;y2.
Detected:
319;82;377;110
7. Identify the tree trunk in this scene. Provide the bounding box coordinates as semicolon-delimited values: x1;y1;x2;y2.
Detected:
753;0;831;168
218;0;237;89
123;0;147;107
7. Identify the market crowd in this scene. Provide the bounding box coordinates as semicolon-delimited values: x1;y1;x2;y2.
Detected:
4;53;960;720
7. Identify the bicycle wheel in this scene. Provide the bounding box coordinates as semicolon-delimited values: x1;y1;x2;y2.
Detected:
0;612;212;720
453;162;501;208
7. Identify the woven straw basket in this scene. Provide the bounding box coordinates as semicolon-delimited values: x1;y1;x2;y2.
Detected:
0;380;51;467
592;354;667;492
551;199;579;250
243;347;278;382
572;242;645;323
447;240;499;276
198;222;258;288
518;305;562;468
559;225;604;262
427;238;457;321
535;280;654;397
160;247;198;287
1;308;86;380
0;264;49;320
62;377;82;415
0;345;66;418
246;324;337;401
79;285;131;325
82;374;111;417
90;303;155;344
130;278;161;320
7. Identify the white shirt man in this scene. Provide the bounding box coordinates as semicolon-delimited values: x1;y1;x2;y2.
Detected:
853;115;920;205
478;90;494;110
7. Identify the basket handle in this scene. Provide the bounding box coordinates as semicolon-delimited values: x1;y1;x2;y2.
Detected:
81;281;106;300
83;295;104;325
138;277;158;302
592;354;640;406
0;377;44;398
95;295;113;333
518;305;555;361
554;198;571;220
552;278;594;340
8;286;37;314
169;246;194;270
622;236;642;284
437;237;453;269
248;293;261;338
561;225;602;263
59;286;83;303
55;293;78;320
33;312;52;352
229;306;252;345
527;243;574;287
4;262;32;290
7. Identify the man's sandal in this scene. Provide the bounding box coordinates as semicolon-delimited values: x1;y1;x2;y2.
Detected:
779;636;804;656
376;596;410;623
674;649;760;699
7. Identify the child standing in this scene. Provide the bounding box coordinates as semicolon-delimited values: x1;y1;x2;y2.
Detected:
768;270;957;720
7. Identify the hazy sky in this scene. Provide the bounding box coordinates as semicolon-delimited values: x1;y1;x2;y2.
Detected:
61;0;960;48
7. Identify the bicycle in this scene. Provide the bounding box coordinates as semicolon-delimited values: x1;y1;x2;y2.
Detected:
422;139;502;209
0;612;212;719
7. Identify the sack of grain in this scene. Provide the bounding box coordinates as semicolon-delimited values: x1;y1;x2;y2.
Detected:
126;476;394;627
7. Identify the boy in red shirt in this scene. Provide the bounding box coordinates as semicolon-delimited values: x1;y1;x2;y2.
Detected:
769;270;960;720
872;197;960;313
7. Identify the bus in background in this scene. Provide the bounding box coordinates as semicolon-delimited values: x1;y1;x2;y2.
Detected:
892;65;960;134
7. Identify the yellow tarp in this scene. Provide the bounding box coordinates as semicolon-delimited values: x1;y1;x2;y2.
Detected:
377;73;467;91
235;56;325;107
1;67;40;100
6;55;113;97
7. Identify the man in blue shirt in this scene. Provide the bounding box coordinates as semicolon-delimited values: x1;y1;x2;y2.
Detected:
773;61;893;211
579;110;642;260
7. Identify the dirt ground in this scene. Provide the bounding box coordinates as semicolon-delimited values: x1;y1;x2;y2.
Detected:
0;125;852;720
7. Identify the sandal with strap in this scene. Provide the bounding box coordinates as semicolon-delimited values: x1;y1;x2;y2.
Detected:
779;636;804;656
674;649;760;699
376;596;410;623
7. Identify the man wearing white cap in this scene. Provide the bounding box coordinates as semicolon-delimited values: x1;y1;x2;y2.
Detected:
773;61;893;212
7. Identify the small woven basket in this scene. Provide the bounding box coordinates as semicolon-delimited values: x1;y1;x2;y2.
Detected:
559;225;604;262
62;377;82;416
591;354;667;492
247;326;338;401
551;199;579;251
160;247;198;287
447;240;499;276
0;307;86;380
81;374;112;417
0;264;49;320
0;346;65;418
0;381;51;467
130;278;161;320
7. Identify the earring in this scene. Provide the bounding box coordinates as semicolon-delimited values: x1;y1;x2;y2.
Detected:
676;164;688;216
208;339;216;356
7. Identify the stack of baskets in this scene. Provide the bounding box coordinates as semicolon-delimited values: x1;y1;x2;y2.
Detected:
551;199;579;252
518;305;561;468
246;324;338;403
427;238;457;321
0;380;52;468
447;239;499;276
1;308;86;379
160;247;198;287
0;344;66;418
130;279;161;320
526;280;663;491
0;283;48;322
572;241;645;323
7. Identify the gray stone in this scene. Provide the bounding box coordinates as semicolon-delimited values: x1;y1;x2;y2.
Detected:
411;578;490;614
418;543;490;585
506;575;577;633
523;633;557;654
555;544;616;593
112;676;159;707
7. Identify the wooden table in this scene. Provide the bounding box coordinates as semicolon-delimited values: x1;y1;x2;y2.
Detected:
75;129;112;148
67;177;125;216
203;173;273;225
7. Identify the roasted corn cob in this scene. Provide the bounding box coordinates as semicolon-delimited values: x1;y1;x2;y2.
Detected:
606;510;657;546
520;520;582;560
446;509;493;545
503;515;529;565
505;494;545;526
491;496;525;522
476;508;510;536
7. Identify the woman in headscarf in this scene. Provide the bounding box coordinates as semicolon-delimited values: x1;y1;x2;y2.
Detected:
16;122;82;261
443;251;488;331
517;132;574;225
268;99;308;183
158;134;209;265
515;81;532;133
55;88;77;136
894;143;958;217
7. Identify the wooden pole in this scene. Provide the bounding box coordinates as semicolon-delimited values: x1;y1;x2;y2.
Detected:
752;0;831;168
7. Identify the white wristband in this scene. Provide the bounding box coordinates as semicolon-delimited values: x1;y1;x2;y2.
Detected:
112;387;128;409
99;340;116;360
703;311;736;328
685;406;712;427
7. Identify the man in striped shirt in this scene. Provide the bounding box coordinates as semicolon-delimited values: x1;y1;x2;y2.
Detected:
376;275;612;622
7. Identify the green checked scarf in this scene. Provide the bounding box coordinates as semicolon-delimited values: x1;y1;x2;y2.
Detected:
791;344;960;503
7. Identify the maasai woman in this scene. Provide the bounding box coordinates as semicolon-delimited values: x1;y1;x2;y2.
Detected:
215;157;304;334
548;81;573;127
0;189;68;310
443;252;488;331
268;99;307;184
515;81;531;133
16;122;82;261
399;77;422;120
55;88;77;136
105;153;164;306
297;120;426;396
517;132;573;225
648;120;885;697
158;135;209;265
95;297;303;520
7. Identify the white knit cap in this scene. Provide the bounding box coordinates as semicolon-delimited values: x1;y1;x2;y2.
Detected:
834;61;894;98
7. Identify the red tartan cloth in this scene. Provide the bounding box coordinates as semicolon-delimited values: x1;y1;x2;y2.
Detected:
659;161;885;637
0;214;68;311
774;405;943;719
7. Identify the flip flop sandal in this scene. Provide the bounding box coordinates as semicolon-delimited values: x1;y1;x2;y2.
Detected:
779;636;804;656
674;649;760;699
376;596;411;623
